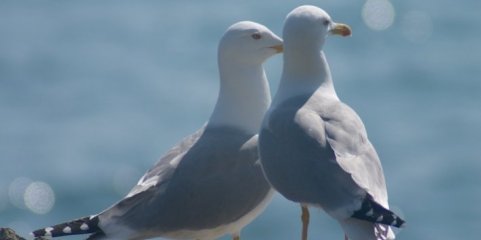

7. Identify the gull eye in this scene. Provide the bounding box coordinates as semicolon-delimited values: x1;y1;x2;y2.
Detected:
251;33;262;40
323;20;330;26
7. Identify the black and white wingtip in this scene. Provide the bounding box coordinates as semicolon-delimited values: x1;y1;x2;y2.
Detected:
351;195;406;228
31;215;104;238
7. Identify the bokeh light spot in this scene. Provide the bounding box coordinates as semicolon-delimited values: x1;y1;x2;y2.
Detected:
8;177;32;209
23;181;55;214
362;0;396;31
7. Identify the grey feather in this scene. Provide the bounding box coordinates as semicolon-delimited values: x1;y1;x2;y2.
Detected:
260;93;390;219
99;126;271;238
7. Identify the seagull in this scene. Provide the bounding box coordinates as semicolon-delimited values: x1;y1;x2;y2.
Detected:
32;21;283;240
258;6;405;240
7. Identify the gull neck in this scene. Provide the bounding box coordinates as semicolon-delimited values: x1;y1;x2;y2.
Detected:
273;46;339;107
208;59;271;134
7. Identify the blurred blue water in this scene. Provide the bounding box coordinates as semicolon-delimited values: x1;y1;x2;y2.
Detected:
1;1;480;239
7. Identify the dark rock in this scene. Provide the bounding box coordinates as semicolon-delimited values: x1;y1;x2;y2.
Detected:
0;228;26;240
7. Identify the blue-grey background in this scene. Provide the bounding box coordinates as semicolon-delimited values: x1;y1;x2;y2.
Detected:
1;0;480;239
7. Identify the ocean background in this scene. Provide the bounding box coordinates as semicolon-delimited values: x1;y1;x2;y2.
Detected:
1;0;480;239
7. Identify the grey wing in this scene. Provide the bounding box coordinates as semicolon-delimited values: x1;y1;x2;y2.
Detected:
126;127;206;198
261;96;389;216
260;99;364;213
312;102;403;228
102;127;271;235
153;128;271;230
99;127;205;222
320;102;389;207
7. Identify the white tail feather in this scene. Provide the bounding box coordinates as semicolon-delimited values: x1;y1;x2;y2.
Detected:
339;218;395;240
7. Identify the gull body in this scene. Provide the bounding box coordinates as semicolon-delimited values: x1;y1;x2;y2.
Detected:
32;21;283;240
258;6;405;240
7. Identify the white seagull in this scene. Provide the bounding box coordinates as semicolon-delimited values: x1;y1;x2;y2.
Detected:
32;21;283;240
258;5;405;240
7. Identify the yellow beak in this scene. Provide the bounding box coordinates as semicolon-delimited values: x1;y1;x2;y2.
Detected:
269;44;284;53
329;23;352;37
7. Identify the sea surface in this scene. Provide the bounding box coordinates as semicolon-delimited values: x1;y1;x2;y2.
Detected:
1;1;480;239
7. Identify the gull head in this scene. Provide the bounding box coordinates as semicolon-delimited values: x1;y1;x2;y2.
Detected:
219;21;283;64
283;5;351;49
